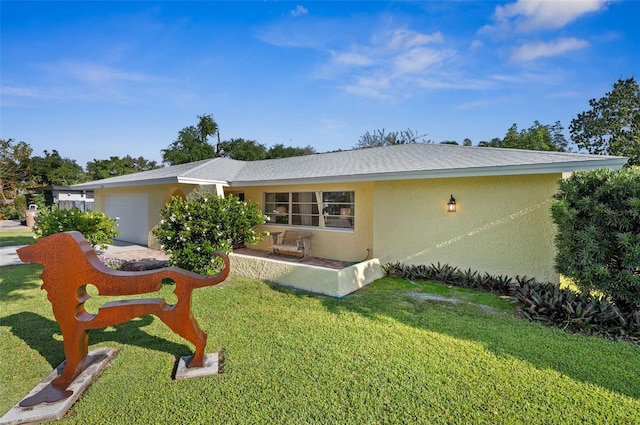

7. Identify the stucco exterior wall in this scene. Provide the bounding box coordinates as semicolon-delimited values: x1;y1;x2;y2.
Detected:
372;174;561;283
227;182;374;263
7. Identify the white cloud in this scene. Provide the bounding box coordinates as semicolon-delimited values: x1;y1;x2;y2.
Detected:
325;28;455;98
332;51;375;67
1;86;42;98
393;47;448;74
50;61;155;84
511;37;589;61
487;0;611;33
290;5;308;18
456;99;495;110
387;28;444;50
2;60;163;104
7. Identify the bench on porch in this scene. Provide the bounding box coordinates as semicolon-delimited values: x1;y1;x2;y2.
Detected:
270;230;312;259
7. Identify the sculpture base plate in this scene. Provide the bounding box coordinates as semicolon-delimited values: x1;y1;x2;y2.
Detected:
174;352;221;380
0;348;117;425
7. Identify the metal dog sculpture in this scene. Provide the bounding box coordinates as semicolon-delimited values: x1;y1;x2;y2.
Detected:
17;231;229;406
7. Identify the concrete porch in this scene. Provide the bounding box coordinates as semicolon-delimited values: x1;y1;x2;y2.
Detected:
230;248;383;297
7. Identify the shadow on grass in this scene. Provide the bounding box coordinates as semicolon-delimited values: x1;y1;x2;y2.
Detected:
0;312;192;369
0;264;43;302
309;279;640;400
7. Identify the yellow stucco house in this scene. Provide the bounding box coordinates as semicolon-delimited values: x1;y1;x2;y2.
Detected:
73;144;626;296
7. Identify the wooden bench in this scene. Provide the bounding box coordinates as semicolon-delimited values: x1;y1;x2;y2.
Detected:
270;230;312;259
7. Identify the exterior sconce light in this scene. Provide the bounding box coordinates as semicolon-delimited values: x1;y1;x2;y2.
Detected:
447;195;457;212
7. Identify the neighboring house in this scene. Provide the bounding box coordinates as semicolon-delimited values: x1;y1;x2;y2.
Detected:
33;185;95;211
72;144;626;294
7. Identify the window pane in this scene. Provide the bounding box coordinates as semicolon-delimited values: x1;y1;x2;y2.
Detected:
265;192;290;224
323;191;354;229
292;214;319;226
323;191;354;203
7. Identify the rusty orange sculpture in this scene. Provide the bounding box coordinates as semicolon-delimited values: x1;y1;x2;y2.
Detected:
17;231;229;406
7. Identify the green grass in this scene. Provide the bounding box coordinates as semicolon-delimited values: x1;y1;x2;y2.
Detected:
1;265;639;424
0;229;34;247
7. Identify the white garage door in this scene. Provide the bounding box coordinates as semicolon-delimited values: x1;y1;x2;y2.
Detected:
105;194;149;245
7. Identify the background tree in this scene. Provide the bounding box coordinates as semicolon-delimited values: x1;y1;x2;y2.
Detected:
86;155;160;180
0;138;32;202
440;140;459;145
477;138;502;147
463;138;472;146
551;168;640;313
501;121;568;151
28;149;87;186
354;128;429;149
219;138;268;161
479;121;568;151
266;144;316;159
161;114;219;165
569;77;640;166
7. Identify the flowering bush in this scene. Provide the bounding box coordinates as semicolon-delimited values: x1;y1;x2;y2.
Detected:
33;206;119;249
153;194;266;275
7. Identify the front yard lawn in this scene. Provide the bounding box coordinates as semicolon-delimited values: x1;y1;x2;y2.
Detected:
0;229;34;247
1;265;639;424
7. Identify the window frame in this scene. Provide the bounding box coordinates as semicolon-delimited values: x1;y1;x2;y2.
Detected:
264;190;355;230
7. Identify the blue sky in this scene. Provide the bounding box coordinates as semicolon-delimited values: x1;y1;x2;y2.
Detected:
1;1;639;166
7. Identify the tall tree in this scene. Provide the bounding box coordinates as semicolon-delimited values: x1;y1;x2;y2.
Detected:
86;155;160;180
0;138;32;201
161;114;219;165
569;77;640;166
218;138;267;161
266;144;316;159
29;150;87;186
354;128;429;149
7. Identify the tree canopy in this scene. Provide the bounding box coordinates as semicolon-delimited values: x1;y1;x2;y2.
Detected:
266;143;316;159
86;155;160;180
28;149;87;186
354;128;429;149
219;138;268;161
0;138;32;201
161;114;219;165
569;77;640;166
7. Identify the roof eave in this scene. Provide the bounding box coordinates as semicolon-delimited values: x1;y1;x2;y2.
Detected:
73;176;228;190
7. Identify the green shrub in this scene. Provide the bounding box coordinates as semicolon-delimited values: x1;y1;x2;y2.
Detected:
33;206;119;249
153;194;266;275
551;168;640;313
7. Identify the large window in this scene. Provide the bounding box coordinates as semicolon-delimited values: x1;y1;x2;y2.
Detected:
264;191;355;229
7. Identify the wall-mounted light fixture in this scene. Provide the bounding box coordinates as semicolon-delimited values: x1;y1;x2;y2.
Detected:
447;194;457;212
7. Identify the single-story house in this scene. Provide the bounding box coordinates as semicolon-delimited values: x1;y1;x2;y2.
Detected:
72;144;627;296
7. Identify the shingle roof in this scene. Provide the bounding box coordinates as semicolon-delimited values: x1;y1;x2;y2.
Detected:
73;143;627;189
